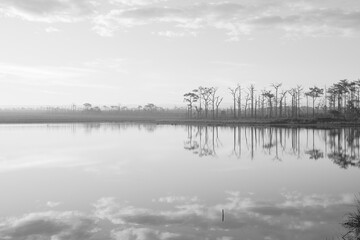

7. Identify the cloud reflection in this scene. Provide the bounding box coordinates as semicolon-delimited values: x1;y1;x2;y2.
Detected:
0;192;353;240
0;211;100;240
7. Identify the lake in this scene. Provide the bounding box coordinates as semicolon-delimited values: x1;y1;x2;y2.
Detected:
0;123;359;240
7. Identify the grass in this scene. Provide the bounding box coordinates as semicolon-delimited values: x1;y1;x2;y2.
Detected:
342;197;360;240
0;110;360;127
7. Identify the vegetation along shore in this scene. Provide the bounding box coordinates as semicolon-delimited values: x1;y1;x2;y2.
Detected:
1;78;360;126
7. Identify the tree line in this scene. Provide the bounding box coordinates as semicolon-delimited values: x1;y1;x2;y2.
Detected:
183;79;360;120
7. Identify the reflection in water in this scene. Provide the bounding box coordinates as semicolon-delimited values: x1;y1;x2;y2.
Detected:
184;125;360;169
0;124;359;240
0;192;355;240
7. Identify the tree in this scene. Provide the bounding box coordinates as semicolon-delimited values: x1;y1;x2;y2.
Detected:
244;93;250;118
236;84;242;119
305;92;310;117
306;86;324;118
83;103;92;111
271;83;282;117
296;85;303;118
289;88;297;118
183;91;199;118
249;84;255;118
278;91;287;118
262;90;274;118
215;96;223;119
200;87;213;118
229;86;238;119
144;103;157;111
210;87;221;119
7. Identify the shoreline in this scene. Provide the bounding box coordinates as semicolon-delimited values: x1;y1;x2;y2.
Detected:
0;114;359;128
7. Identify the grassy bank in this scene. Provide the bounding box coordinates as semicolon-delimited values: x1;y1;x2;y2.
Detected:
0;111;359;128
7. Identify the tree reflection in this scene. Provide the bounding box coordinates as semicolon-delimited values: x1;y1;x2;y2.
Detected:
183;125;360;169
184;126;218;157
326;128;360;169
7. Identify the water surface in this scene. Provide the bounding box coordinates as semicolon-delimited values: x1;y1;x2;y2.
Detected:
0;124;359;240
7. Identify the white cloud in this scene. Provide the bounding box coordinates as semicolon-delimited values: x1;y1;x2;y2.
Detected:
0;0;95;22
154;196;199;204
45;26;60;33
109;0;167;7
92;1;360;39
46;201;62;208
1;0;359;39
111;227;180;240
154;30;196;38
0;211;98;240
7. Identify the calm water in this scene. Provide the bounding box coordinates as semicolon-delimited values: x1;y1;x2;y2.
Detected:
0;123;359;240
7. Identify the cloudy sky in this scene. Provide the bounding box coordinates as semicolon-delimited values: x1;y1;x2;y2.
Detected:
0;0;359;107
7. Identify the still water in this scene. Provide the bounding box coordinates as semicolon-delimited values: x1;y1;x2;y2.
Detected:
0;123;359;240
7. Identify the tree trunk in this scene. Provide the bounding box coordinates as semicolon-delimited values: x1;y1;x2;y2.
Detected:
312;98;315;118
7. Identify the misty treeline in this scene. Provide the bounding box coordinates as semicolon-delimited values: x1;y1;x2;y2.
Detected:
183;79;360;120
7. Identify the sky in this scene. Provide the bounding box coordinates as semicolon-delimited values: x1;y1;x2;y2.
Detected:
0;0;360;107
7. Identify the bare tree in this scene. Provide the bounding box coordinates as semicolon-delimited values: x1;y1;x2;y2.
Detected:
296;85;303;118
237;84;242;119
278;90;288;118
249;84;255;118
229;86;239;119
271;83;282;117
215;96;223;119
244;93;250;118
289;88;297;118
210;87;219;119
200;87;213;118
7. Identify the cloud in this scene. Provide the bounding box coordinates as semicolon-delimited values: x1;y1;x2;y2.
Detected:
0;0;95;22
154;31;188;38
0;63;124;91
92;1;360;39
1;0;359;39
154;196;199;204
0;211;99;240
111;227;180;240
45;26;60;33
46;201;62;208
109;0;167;7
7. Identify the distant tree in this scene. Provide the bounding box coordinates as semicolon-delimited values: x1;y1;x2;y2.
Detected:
229;86;239;119
144;103;157;111
289;88;297;118
278;90;287;118
296;85;303;118
83;103;92;111
184;91;199;118
92;106;101;112
271;83;282;117
306;86;324;118
215;96;223;119
249;84;255;118
210;87;220;119
200;87;213;118
262;90;274;118
244;93;250;118
236;84;242;119
305;92;310;117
